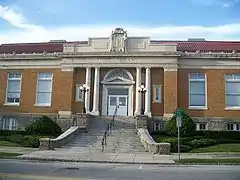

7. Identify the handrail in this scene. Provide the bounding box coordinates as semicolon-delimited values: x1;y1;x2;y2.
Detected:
101;105;119;152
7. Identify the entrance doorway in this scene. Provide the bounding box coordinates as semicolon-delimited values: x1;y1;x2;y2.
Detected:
108;95;128;116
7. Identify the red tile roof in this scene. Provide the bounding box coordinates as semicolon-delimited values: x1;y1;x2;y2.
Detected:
0;42;64;54
151;40;240;53
1;40;240;54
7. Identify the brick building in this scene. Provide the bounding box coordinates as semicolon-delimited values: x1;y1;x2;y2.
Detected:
0;28;240;132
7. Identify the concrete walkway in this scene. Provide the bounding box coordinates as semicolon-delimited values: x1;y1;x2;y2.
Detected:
18;150;175;164
0;146;38;154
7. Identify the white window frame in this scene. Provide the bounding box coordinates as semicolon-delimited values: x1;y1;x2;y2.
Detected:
76;84;83;102
195;123;207;131
225;74;240;110
5;72;22;106
1;117;18;131
152;85;162;103
188;73;207;109
35;72;53;107
227;123;240;131
153;122;161;131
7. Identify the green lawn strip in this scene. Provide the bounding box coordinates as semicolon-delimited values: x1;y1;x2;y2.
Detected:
176;158;240;164
190;144;240;153
0;152;22;158
0;140;22;147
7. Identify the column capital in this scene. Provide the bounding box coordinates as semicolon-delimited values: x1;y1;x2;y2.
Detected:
163;64;178;72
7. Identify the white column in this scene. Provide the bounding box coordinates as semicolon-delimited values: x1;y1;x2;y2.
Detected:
145;67;151;116
85;67;91;113
135;67;141;116
91;67;100;115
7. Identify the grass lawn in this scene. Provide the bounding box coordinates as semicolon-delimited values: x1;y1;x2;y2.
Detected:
177;158;240;164
0;152;22;158
0;140;22;147
190;143;240;153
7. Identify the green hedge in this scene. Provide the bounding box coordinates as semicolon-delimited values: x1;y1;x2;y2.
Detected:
3;134;50;148
158;136;240;153
165;110;195;137
194;131;240;140
25;115;62;137
0;130;28;136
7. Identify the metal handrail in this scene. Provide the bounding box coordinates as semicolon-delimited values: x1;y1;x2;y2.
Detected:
101;105;119;152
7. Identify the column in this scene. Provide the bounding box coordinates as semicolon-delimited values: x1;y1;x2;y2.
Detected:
85;67;91;113
135;67;141;116
163;65;178;118
91;67;100;115
145;67;151;116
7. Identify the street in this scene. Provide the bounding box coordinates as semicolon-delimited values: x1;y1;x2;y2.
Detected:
0;159;239;180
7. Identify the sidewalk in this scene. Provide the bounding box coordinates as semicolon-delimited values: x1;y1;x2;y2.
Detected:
0;146;38;154
1;146;240;164
18;150;175;164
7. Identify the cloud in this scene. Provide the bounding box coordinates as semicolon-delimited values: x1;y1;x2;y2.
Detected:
0;5;42;30
0;5;240;43
191;0;236;7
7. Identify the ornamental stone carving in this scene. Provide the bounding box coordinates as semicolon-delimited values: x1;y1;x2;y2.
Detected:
105;69;132;81
109;28;127;52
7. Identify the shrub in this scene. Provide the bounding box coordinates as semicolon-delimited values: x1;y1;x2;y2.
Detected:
22;136;41;148
25;115;62;136
0;130;27;136
194;131;240;140
6;134;25;144
166;110;195;137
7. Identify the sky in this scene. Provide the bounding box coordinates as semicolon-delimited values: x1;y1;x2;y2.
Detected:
0;0;240;43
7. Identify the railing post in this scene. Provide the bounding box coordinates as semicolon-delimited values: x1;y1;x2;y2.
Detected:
104;131;107;145
101;138;104;152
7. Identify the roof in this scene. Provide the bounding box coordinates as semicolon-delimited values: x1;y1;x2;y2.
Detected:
0;40;240;54
0;42;64;54
151;40;240;53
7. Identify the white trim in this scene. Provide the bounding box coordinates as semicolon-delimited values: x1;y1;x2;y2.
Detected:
225;74;240;110
188;73;208;109
152;85;162;103
196;122;207;131
227;123;240;131
102;85;133;116
153;122;161;131
5;72;22;105
75;84;83;102
35;72;53;106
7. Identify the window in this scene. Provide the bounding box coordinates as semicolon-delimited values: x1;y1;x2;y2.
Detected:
189;73;207;108
76;84;83;101
227;123;240;131
225;74;240;109
35;72;53;106
195;123;207;131
1;117;18;130
5;72;22;105
153;85;161;103
153;122;161;131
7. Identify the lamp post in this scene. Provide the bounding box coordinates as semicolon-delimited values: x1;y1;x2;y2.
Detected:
138;84;147;115
80;84;89;114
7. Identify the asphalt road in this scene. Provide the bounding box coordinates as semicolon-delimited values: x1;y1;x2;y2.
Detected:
0;159;240;180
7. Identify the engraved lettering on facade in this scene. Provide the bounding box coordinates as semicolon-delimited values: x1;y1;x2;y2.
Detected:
109;28;127;52
98;57;136;64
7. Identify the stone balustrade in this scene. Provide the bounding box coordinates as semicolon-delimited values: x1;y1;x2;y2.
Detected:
137;128;171;155
39;126;87;150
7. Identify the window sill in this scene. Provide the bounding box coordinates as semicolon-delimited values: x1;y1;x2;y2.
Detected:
34;104;51;107
225;107;240;110
188;106;208;110
4;103;20;107
152;100;161;104
75;99;83;102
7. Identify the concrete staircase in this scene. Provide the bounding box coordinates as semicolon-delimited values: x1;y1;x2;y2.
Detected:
57;116;145;153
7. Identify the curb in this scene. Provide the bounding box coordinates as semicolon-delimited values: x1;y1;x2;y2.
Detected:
16;156;176;165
